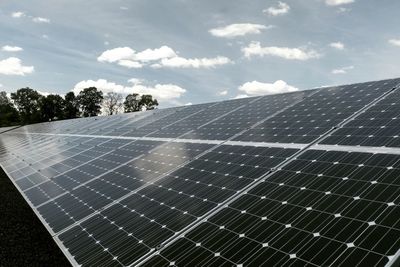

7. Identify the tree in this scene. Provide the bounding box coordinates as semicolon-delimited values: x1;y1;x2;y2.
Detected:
0;91;19;127
39;94;65;121
11;87;42;124
76;87;103;117
139;94;159;110
124;93;140;113
64;92;80;119
103;92;123;115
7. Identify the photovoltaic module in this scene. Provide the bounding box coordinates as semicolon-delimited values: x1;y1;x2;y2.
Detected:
1;77;400;266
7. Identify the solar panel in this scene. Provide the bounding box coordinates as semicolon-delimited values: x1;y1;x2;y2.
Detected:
0;126;19;133
147;149;400;266
234;79;400;144
1;77;400;267
320;78;400;148
180;91;312;141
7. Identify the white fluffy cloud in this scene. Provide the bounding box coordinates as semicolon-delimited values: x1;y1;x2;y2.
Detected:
98;46;231;69
135;46;177;62
209;23;270;38
329;42;345;50
155;56;232;68
1;45;23;52
118;60;143;68
32;17;50;23
331;65;354;74
389;39;400;47
242;42;320;60
73;79;186;101
98;47;135;63
263;2;290;16
11;11;25;18
239;80;298;96
0;57;34;76
326;0;354;6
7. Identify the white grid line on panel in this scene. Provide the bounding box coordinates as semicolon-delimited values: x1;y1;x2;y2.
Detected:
131;88;325;266
50;93;309;265
312;144;400;155
53;142;222;237
136;81;400;267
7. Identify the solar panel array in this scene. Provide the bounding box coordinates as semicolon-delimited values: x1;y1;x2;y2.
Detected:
1;77;400;267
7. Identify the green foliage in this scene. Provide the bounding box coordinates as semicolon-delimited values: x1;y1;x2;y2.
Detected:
39;94;65;121
139;94;159;110
124;94;159;112
64;92;79;119
77;87;104;117
0;86;160;126
0;91;19;127
124;93;140;113
11;88;42;124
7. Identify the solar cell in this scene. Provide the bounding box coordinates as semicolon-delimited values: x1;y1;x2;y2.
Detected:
147;97;258;138
180;91;312;141
234;79;400;144
56;144;298;266
1;77;400;266
146;149;400;266
321;78;400;147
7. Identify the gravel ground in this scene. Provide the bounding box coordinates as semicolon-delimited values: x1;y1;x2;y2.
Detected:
0;167;71;267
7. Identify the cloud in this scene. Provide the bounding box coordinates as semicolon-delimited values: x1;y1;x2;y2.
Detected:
329;42;345;50
389;39;400;47
11;12;50;24
98;46;231;69
209;23;271;38
127;78;144;85
73;79;186;101
155;56;232;68
239;80;298;96
132;84;186;100
331;65;354;74
32;17;50;23
1;45;23;52
0;57;34;76
263;2;290;16
217;90;228;96
325;0;354;6
98;47;136;63
135;46;177;62
118;60;143;68
242;42;320;60
234;94;250;99
11;11;25;18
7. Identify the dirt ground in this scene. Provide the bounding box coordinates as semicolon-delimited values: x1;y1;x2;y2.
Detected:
0;167;71;266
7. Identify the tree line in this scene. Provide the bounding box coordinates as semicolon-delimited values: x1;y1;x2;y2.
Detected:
0;87;158;127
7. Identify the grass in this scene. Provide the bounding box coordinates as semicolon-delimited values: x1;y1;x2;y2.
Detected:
0;166;71;266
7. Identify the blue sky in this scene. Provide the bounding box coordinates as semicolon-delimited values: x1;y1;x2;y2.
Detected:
1;0;400;107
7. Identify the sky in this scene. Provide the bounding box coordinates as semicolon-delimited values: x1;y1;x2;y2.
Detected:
1;0;400;107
